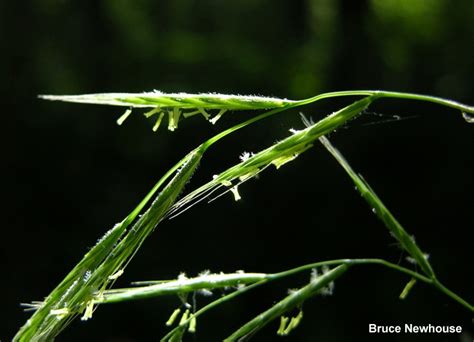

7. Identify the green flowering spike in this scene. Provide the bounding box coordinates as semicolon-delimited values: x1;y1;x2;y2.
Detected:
14;147;205;341
39;91;296;110
39;91;296;132
40;90;473;136
98;271;267;304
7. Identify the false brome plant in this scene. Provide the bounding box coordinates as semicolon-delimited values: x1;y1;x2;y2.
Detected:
15;90;473;341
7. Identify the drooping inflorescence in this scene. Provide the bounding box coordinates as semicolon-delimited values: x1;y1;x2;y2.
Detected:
39;90;474;134
18;90;472;341
40;91;296;132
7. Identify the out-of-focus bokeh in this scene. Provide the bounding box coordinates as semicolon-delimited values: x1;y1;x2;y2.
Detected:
2;1;473;341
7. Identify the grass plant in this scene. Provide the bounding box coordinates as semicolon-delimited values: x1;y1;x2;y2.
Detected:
15;90;473;341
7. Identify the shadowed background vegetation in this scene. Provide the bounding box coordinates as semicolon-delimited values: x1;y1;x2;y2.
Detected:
2;1;473;341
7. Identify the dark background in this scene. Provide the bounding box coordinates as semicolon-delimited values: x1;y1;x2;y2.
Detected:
2;1;473;341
